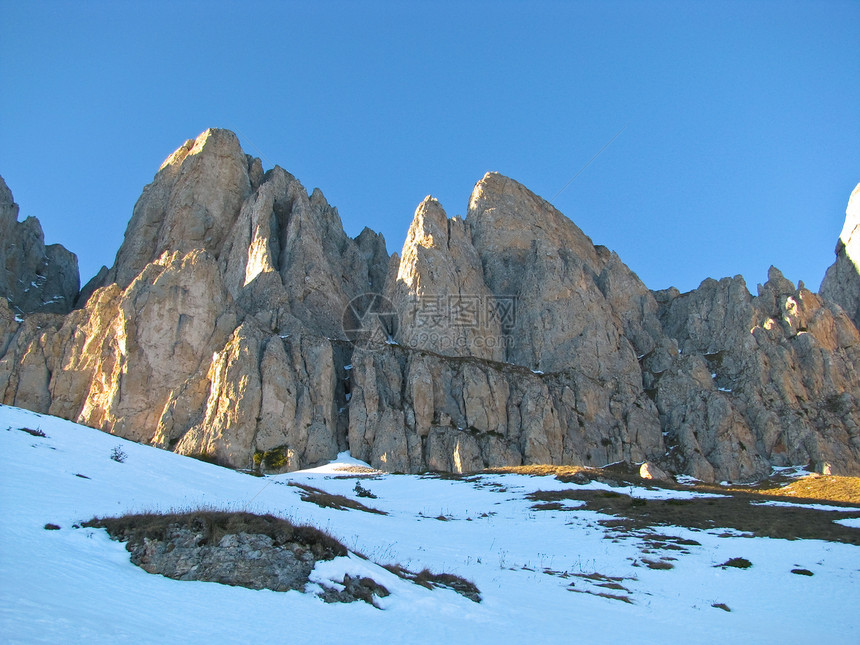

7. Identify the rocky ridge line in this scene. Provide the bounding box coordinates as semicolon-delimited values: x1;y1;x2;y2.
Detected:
1;129;858;482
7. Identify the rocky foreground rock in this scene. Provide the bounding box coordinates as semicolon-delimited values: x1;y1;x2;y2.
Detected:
1;129;858;481
84;511;390;606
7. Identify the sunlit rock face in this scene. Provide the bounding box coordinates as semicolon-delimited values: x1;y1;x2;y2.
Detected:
0;131;858;480
0;176;79;316
821;184;860;329
1;129;385;471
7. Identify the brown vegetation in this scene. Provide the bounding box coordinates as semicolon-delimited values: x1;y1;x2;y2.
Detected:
487;463;860;505
527;489;860;544
383;564;481;603
84;510;347;559
289;482;387;515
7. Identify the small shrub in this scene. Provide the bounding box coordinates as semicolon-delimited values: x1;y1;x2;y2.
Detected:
717;557;752;569
110;446;127;463
354;482;377;499
264;447;288;470
254;446;289;471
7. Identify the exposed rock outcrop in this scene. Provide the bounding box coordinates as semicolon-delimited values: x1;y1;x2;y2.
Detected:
85;512;365;598
1;131;858;481
1;176;79;315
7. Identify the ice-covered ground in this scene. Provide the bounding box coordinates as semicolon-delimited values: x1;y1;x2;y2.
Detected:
1;404;858;644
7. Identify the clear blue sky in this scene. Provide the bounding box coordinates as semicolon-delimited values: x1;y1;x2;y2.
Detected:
2;1;858;293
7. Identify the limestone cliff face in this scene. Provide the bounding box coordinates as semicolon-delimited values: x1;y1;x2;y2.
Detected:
1;129;383;470
1;176;79;316
349;173;860;479
0;131;857;481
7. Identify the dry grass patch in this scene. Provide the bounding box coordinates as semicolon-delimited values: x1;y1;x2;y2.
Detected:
484;464;594;478
383;564;481;603
747;475;860;504
569;588;634;604
289;483;387;515
83;510;347;558
641;558;674;570
487;463;860;506
527;489;860;544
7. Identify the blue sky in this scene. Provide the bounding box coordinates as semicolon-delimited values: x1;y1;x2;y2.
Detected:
1;0;858;293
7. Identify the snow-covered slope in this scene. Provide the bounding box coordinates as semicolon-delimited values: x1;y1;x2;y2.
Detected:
1;404;858;644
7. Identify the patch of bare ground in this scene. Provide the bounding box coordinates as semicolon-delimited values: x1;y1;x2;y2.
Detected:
19;427;47;438
569;588;634;604
567;572;637;604
289;483;387;515
330;465;382;476
383;564;481;603
484;464;594;478
736;475;860;504
487;464;860;506
527;489;860;544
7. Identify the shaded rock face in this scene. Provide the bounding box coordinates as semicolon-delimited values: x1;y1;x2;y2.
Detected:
1;131;858;481
1;176;79;316
651;268;860;480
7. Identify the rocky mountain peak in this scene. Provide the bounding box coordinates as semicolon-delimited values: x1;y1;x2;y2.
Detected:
107;128;253;289
467;172;602;292
838;184;860;250
158;128;241;171
1;132;858;483
0;176;79;316
404;196;449;250
820;183;860;328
